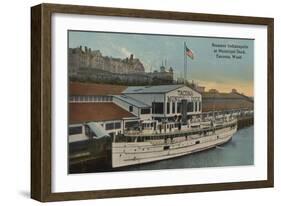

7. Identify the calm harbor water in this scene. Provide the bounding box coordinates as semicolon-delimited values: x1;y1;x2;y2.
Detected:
118;125;254;172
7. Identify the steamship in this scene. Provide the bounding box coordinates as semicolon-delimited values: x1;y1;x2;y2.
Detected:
111;116;237;168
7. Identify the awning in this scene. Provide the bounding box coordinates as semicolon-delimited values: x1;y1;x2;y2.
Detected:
86;122;110;139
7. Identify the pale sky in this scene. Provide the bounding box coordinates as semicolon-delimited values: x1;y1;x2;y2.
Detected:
69;31;254;96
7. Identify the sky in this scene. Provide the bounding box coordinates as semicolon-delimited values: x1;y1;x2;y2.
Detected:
69;31;254;96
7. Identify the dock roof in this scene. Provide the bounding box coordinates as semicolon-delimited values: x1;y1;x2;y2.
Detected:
69;102;136;124
113;95;151;108
202;92;253;102
69;82;127;96
122;84;184;94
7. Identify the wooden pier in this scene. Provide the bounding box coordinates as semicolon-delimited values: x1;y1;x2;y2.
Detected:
237;116;254;129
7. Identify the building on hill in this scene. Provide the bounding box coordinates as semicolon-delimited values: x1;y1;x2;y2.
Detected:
68;46;174;85
146;65;174;84
68;46;145;75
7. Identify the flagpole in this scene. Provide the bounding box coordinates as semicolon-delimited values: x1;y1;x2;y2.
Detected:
184;41;185;84
184;42;185;84
184;42;187;85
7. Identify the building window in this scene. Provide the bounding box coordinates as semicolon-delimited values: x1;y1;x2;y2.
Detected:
141;108;150;114
125;121;139;129
129;105;133;112
187;102;193;113
167;102;170;114
198;102;201;111
172;102;175;113
69;126;82;135
152;102;164;114
114;122;121;129
105;122;121;130
177;102;182;113
105;123;114;130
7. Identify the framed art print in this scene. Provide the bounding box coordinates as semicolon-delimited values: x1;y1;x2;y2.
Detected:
31;3;274;202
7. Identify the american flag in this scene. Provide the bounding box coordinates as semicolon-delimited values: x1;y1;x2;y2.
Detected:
185;46;194;60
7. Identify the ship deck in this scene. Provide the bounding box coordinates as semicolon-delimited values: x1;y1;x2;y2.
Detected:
123;119;237;138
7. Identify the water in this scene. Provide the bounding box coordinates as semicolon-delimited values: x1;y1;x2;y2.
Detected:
118;126;254;171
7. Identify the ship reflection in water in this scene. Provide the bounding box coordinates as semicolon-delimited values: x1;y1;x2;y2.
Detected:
70;126;253;173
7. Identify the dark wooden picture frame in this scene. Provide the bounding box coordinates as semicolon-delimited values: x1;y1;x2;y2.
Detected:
31;3;274;202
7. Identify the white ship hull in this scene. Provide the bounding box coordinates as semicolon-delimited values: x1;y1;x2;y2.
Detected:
112;125;237;168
